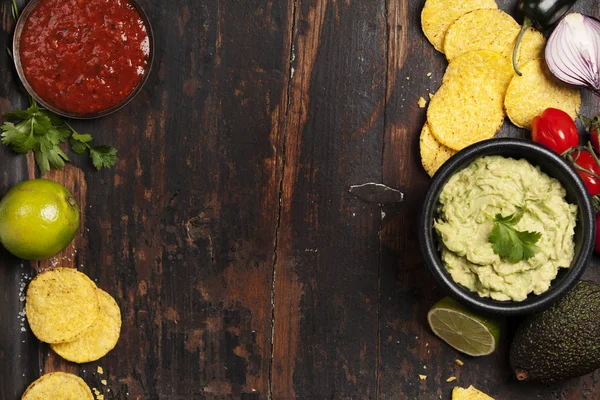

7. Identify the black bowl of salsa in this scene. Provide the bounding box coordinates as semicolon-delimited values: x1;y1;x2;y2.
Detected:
12;0;154;119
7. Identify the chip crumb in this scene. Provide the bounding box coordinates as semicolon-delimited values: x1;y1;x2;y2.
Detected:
97;366;104;374
427;72;432;77
92;387;104;400
447;376;457;382
455;359;464;366
426;342;429;347
101;379;107;385
418;97;428;108
419;375;427;380
423;365;427;369
406;76;410;80
428;93;434;99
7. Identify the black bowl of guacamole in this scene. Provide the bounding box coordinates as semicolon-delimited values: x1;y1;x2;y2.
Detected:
419;138;595;316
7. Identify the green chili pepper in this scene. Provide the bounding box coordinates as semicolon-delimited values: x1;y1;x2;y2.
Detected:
512;0;578;76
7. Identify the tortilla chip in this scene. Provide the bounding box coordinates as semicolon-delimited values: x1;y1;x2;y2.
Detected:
516;29;546;68
51;289;122;363
421;0;498;53
420;122;457;177
452;385;495;400
504;58;581;129
26;268;100;344
442;50;513;87
444;9;519;61
444;9;545;68
428;51;513;150
21;372;94;400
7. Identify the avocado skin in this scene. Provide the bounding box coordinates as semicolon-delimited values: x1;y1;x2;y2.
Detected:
509;281;600;383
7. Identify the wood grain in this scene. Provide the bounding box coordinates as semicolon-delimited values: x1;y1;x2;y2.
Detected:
0;0;600;399
272;1;386;398
80;1;293;398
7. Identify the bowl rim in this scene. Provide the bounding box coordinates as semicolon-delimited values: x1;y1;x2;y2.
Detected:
12;0;155;120
419;138;595;316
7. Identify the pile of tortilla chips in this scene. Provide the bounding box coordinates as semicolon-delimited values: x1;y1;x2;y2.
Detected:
25;267;122;363
419;0;581;176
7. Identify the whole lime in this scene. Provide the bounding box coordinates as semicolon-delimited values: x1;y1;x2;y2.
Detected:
0;179;80;260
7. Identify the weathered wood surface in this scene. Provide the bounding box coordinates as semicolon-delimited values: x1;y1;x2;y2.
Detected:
0;0;599;399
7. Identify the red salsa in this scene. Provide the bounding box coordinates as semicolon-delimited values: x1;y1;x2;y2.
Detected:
19;0;150;115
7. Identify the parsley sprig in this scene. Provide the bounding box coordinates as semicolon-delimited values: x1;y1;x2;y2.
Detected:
488;210;541;263
1;102;118;174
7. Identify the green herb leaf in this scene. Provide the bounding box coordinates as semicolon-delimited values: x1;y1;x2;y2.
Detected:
69;137;89;155
69;130;93;154
89;145;118;170
1;104;117;173
33;144;50;176
1;120;34;153
488;211;541;263
71;131;93;143
45;146;70;168
5;106;37;121
37;109;64;126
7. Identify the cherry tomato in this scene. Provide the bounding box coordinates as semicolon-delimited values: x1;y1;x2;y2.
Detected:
580;114;600;154
531;108;579;155
572;150;600;196
595;213;600;253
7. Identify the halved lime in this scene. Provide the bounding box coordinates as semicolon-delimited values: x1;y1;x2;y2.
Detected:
427;297;500;356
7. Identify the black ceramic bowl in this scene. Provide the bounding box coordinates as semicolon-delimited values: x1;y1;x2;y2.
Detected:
419;138;595;316
12;0;154;119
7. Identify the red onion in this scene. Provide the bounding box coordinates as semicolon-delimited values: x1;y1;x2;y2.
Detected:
545;13;600;97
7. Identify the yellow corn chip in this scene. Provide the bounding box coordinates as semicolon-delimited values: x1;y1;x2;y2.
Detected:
442;49;513;87
444;9;545;69
51;289;122;363
26;268;100;344
516;29;546;68
452;385;495;400
428;51;513;151
421;0;498;53
420;122;456;177
504;58;581;129
21;372;94;400
444;9;519;61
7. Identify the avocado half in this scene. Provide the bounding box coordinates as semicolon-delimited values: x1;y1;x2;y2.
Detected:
509;280;600;383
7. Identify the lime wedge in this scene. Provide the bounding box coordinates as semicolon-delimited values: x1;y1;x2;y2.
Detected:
427;297;500;356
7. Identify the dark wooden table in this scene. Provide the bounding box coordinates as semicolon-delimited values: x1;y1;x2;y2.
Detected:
1;0;599;399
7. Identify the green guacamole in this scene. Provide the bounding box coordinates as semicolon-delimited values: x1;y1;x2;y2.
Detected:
435;155;577;301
